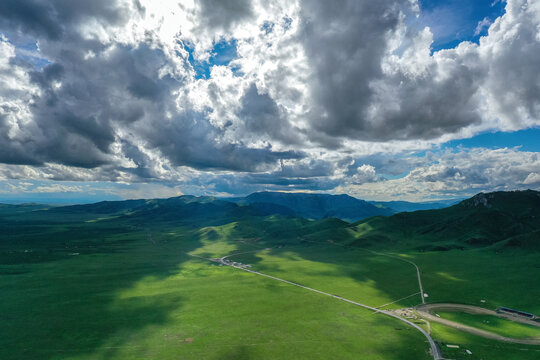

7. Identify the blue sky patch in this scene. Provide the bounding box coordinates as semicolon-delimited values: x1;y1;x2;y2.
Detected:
441;128;540;152
1;34;51;69
418;0;506;52
382;171;410;180
186;39;238;79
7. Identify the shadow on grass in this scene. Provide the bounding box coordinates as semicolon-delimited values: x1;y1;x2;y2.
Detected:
4;211;518;360
0;214;207;360
204;217;471;310
214;345;252;360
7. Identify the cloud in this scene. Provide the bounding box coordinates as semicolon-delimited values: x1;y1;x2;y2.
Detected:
337;148;540;201
297;0;408;142
349;165;382;185
478;0;540;131
0;0;300;175
197;0;255;32
0;0;538;200
523;172;540;185
474;17;492;36
0;0;136;41
237;83;301;145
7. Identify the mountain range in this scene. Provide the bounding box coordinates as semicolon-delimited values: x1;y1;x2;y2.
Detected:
233;191;394;222
352;190;540;251
3;189;537;252
369;199;462;213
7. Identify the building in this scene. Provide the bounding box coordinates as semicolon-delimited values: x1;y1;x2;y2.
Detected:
497;307;536;319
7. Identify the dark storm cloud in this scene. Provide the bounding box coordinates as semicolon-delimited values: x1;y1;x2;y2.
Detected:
0;0;134;40
197;0;254;31
22;44;177;168
127;73;164;101
0;0;146;168
296;0;489;143
372;73;482;141
141;109;304;172
0;0;62;40
238;83;300;145
0;0;538;199
0;114;41;166
0;0;298;175
299;0;405;139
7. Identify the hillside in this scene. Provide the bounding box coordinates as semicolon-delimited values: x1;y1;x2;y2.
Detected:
352;190;540;251
235;191;394;222
369;199;460;212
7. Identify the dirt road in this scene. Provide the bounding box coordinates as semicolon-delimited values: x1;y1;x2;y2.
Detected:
201;251;444;360
362;248;426;305
416;304;540;345
300;239;426;305
417;303;540;328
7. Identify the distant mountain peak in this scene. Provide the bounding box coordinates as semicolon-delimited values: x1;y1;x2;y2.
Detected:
240;191;393;222
459;189;540;211
465;193;493;208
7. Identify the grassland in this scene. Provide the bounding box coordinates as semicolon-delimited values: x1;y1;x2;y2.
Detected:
1;193;539;360
412;249;540;314
0;214;432;360
429;321;540;360
435;311;540;339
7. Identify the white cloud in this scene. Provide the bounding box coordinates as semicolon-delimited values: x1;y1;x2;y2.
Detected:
350;165;381;185
337;148;540;201
523;172;540;185
0;0;538;200
474;17;492;36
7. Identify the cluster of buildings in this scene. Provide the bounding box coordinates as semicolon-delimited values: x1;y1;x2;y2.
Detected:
221;259;252;269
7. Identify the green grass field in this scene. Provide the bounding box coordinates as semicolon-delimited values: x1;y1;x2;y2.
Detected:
412;249;540;314
430;322;540;360
1;217;432;360
435;311;540;339
1;194;539;360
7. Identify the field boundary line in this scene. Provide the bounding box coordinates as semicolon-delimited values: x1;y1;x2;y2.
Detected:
376;292;421;309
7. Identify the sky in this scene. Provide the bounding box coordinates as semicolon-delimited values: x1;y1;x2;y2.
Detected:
0;0;539;203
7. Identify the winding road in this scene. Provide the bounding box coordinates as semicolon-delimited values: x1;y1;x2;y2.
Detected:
188;250;443;360
356;248;426;305
301;239;427;304
188;239;540;359
416;304;540;345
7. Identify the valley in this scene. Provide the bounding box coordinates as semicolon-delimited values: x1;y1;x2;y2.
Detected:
1;190;539;359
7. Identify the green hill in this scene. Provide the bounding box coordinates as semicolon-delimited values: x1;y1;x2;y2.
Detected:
352;190;540;251
369;199;460;212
